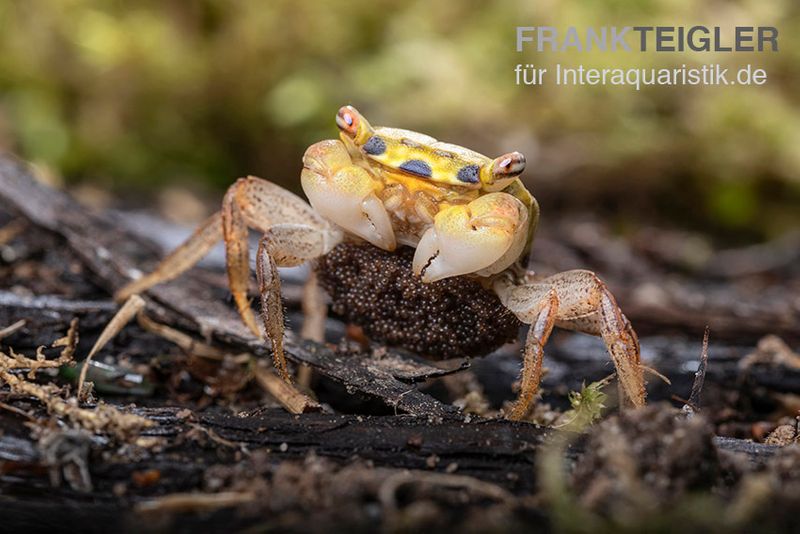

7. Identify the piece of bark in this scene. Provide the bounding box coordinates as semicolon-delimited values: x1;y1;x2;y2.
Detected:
0;406;779;534
0;291;117;348
3;288;798;425
0;407;778;498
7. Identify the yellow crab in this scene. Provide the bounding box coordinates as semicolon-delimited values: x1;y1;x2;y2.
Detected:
117;106;646;420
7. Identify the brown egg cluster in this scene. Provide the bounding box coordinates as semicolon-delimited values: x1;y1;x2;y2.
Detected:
315;243;522;359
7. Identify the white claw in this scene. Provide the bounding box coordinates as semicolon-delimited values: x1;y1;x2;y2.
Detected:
412;227;443;280
359;193;397;251
412;222;514;282
302;168;396;252
412;194;525;282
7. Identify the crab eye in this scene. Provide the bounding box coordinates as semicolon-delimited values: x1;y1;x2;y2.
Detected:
336;106;359;138
492;152;526;177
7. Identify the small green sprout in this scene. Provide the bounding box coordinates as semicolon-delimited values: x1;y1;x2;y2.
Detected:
555;375;614;432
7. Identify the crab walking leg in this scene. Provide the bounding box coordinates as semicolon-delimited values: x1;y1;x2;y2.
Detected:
256;223;342;382
555;283;644;409
508;290;559;420
297;270;326;387
495;270;646;415
544;270;644;408
221;183;261;335
115;212;223;302
222;176;334;337
233;176;337;337
116;175;331;338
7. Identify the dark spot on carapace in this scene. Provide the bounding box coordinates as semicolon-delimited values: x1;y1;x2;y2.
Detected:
401;138;421;148
363;135;386;155
399;159;432;178
457;164;480;184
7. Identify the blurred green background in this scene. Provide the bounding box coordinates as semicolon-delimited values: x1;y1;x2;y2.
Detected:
0;0;798;242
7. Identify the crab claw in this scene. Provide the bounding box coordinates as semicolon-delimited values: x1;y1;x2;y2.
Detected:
302;140;396;251
412;193;526;282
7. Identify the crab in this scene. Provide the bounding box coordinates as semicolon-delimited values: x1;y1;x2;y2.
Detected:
116;105;646;420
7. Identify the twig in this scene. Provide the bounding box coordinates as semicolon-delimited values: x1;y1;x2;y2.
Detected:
253;362;322;414
53;318;79;360
135;491;257;513
137;312;229;360
0;319;26;341
0;318;152;439
297;270;326;387
78;295;145;400
683;326;710;416
1;320;78;377
187;422;248;452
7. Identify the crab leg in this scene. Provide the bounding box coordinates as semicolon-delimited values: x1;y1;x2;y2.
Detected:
115;175;343;382
115;212;223;302
510;289;559;420
256;223;341;381
221;181;260;335
495;269;646;420
222;176;336;337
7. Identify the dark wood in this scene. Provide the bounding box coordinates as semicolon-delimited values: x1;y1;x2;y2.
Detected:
0;406;778;496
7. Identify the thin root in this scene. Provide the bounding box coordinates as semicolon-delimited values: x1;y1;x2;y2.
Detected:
0;319;26;341
0;356;153;440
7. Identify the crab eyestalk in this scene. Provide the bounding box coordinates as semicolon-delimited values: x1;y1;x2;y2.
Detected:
482;151;526;191
336;105;374;146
